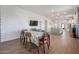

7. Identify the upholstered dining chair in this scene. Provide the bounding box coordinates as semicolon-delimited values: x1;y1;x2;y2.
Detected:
24;32;28;46
38;32;50;53
27;32;32;43
23;32;32;48
20;30;25;45
20;29;27;45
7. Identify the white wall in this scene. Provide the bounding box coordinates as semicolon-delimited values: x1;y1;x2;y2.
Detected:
1;6;51;42
0;6;1;42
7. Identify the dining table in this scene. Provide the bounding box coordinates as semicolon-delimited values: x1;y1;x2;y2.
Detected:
24;30;44;46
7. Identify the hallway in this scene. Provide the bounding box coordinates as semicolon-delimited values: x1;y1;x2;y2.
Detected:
49;30;79;53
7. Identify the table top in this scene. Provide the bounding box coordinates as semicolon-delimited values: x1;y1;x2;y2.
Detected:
24;31;43;46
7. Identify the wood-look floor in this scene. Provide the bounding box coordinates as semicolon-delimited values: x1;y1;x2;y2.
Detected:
0;30;79;54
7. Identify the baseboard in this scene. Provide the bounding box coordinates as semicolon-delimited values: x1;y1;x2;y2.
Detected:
1;38;19;44
1;37;19;43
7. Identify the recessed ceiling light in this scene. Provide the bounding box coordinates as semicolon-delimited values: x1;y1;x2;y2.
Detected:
51;15;54;17
65;14;73;17
51;9;55;12
64;12;67;14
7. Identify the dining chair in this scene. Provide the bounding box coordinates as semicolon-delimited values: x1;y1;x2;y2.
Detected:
38;32;50;53
20;30;25;45
27;32;32;43
20;29;27;45
24;32;28;46
24;32;32;48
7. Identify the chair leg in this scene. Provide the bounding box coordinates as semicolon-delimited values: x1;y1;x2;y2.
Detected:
20;36;23;46
23;37;25;45
25;36;28;43
43;44;45;53
30;38;31;43
20;36;22;43
28;38;32;50
47;39;50;49
49;40;50;47
47;42;49;49
37;47;39;54
24;39;27;48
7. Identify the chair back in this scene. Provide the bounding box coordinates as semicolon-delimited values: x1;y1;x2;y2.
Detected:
42;32;50;40
27;32;32;37
21;30;25;35
25;32;32;43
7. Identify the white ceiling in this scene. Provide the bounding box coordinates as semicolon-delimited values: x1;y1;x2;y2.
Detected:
17;5;77;20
